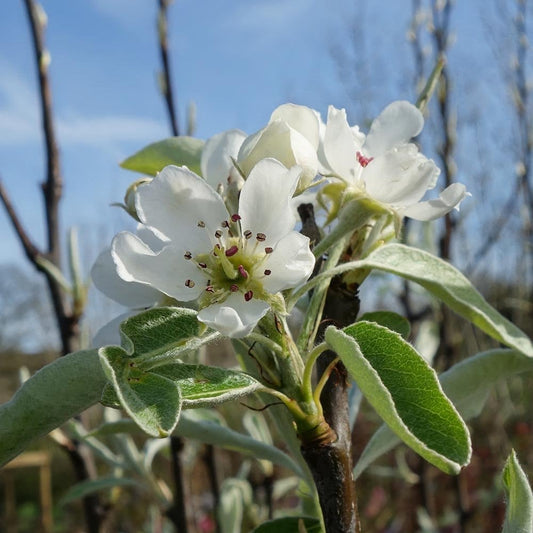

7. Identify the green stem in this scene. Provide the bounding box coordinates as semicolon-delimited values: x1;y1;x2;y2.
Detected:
301;342;328;402
246;332;285;356
313;357;340;418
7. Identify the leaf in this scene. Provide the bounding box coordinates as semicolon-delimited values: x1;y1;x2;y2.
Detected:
252;517;322;533
0;350;106;467
218;478;253;533
120;136;205;176
358;244;533;357
60;477;143;506
118;307;211;365
99;346;181;437
354;349;533;479
502;449;533;533
152;363;262;407
325;321;471;475
358;310;411;339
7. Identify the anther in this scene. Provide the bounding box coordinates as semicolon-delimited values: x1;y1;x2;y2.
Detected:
215;230;223;238
205;285;215;293
198;262;207;268
221;220;230;228
264;269;271;276
197;220;206;228
184;251;192;260
238;265;248;279
230;284;239;292
356;151;373;168
244;230;252;239
244;290;253;301
265;247;273;254
185;279;195;288
256;232;266;242
231;214;241;222
225;245;239;257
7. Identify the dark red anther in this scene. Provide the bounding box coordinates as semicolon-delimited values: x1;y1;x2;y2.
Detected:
215;230;223;238
205;285;215;293
265;246;273;254
184;251;192;260
264;269;271;276
238;265;248;278
225;245;239;257
198;262;207;268
244;230;252;239
356;151;373;168
244;290;253;301
231;214;241;222
256;232;266;242
230;284;239;292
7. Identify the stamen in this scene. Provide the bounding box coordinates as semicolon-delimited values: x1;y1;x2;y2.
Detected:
197;220;206;228
184;251;192;260
244;230;252;239
225;245;239;257
205;285;215;293
238;265;249;279
185;279;195;288
264;269;271;276
264;247;273;254
198;262;207;268
356;151;373;168
231;214;241;222
230;284;239;292
256;232;266;242
244;290;253;301
214;230;223;239
221;220;230;228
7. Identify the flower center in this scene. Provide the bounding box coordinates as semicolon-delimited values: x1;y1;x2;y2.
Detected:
183;215;274;307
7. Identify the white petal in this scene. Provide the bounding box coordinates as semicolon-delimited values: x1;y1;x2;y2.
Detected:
323;106;357;182
200;129;246;189
238;158;301;247
111;232;206;301
261;232;315;293
91;247;161;308
135;165;228;251
136;224;168;251
364;101;424;156
197;294;269;338
400;183;470;221
270;103;320;149
363;147;439;205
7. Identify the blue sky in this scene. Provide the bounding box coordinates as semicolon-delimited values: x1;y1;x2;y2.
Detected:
0;0;525;276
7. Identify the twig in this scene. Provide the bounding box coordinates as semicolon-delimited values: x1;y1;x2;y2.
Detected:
158;0;179;136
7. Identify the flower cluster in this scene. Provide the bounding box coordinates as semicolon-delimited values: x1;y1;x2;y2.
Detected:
93;100;468;338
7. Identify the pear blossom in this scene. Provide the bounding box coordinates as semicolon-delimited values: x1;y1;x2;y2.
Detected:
321;100;468;221
93;159;315;338
237;104;321;192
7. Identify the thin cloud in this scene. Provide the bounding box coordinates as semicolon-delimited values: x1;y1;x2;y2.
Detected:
0;64;166;146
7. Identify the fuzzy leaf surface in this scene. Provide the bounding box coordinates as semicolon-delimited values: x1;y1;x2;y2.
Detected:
354;349;533;478
502;449;533;533
359;244;533;357
325;321;471;474
0;350;106;467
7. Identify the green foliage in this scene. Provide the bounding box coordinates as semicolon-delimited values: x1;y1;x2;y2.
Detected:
120;136;204;176
358;310;411;339
59;477;143;506
0;349;106;467
359;244;533;357
502;449;533;533
354;349;533;478
325;321;471;474
252;517;322;532
218;477;253;533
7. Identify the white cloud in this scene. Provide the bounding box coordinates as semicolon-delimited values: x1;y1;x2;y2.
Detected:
0;62;166;147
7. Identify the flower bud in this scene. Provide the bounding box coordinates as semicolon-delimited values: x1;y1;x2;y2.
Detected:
124;177;152;221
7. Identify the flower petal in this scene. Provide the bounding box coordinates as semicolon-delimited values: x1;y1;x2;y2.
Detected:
92;311;136;348
197;294;269;338
363;147;440;205
238;158;301;247
135;165;228;251
200;129;246;189
364;101;424;156
111;232;205;301
323;106;358;183
400;183;470;221
270;103;321;149
261;232;315;293
91;247;161;308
